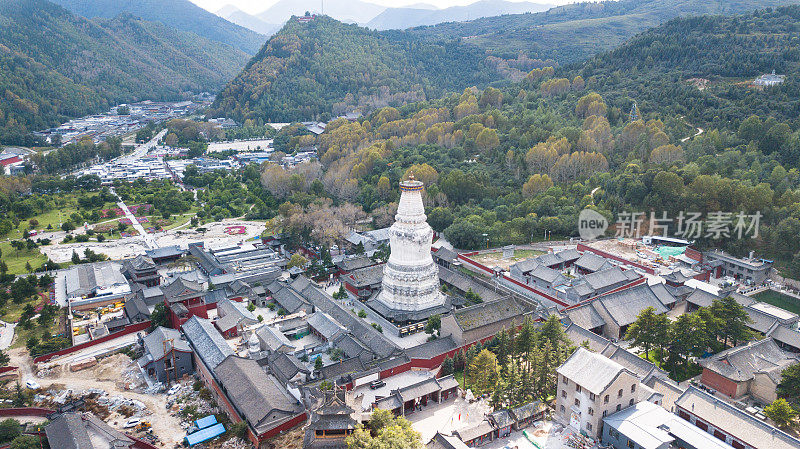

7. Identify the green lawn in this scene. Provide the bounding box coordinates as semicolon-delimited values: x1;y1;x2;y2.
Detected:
513;249;547;259
15;196;81;234
0;240;48;274
10;312;63;350
752;289;800;315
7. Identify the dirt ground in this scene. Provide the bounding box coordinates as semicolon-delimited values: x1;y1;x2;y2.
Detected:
262;426;304;449
469;249;546;271
7;347;187;447
587;238;640;259
40;219;266;263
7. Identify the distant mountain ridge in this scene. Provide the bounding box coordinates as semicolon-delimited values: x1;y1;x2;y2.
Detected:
217;5;282;36
257;0;387;24
0;0;250;144
48;0;266;54
367;0;553;30
406;0;800;62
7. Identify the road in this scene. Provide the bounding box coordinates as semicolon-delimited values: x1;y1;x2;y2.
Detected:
111;188;157;250
681;126;704;142
118;129;167;164
71;128;166;177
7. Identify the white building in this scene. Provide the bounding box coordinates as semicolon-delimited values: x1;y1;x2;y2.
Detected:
754;70;786;87
62;262;131;309
369;176;448;323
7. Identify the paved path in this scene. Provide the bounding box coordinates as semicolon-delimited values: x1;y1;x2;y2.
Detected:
111;188;157;250
0;320;16;350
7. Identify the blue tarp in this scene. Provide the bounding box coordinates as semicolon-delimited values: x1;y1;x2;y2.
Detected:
185;423;225;446
194;415;217;430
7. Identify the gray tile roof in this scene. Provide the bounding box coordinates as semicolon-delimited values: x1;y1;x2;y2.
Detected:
700;338;799;382
509;401;545;422
129;254;156;271
124;296;150;321
433;247;459;264
162;276;204;303
584;267;637;291
556;347;631;395
345;264;384;287
46;412;134;449
45;412;92;449
489;409;512;428
685;288;720;308
574;252;610;272
181;316;233;372
565;303;606;330
332;334;371;361
146;245;184;260
268;351;309;383
271;285;311;314
216;298;258;332
142;326;190;361
319;357;365;381
511;258;539;274
564;323;611;352
427;432;470;449
405;335;459;359
437;375;460;391
454;420;495;442
335;255;375;272
214;355;304;434
602;344;663;380
453;297;524;331
307;312;346;341
534;253;564;268
649;283;677;307
528;265;565;285
675;386;800;449
769;324;800;350
593;283;668;327
397;377;441;403
556;248;581;263
303;282;399;359
374;393;402;411
256;325;294;352
662;270;691;284
745;306;781;334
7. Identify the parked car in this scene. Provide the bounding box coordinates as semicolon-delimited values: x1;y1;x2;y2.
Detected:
25;379;41;390
369;380;386;390
167;385;181;396
123;418;140;429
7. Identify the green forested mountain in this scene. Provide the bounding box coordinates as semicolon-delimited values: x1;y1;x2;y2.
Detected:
48;0;265;54
575;6;800;134
209;16;498;123
235;5;800;276
406;0;800;63
0;0;250;144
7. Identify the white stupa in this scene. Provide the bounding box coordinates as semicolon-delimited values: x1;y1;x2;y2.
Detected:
371;175;448;322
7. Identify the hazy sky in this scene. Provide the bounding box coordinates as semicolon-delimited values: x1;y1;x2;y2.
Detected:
190;0;572;15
